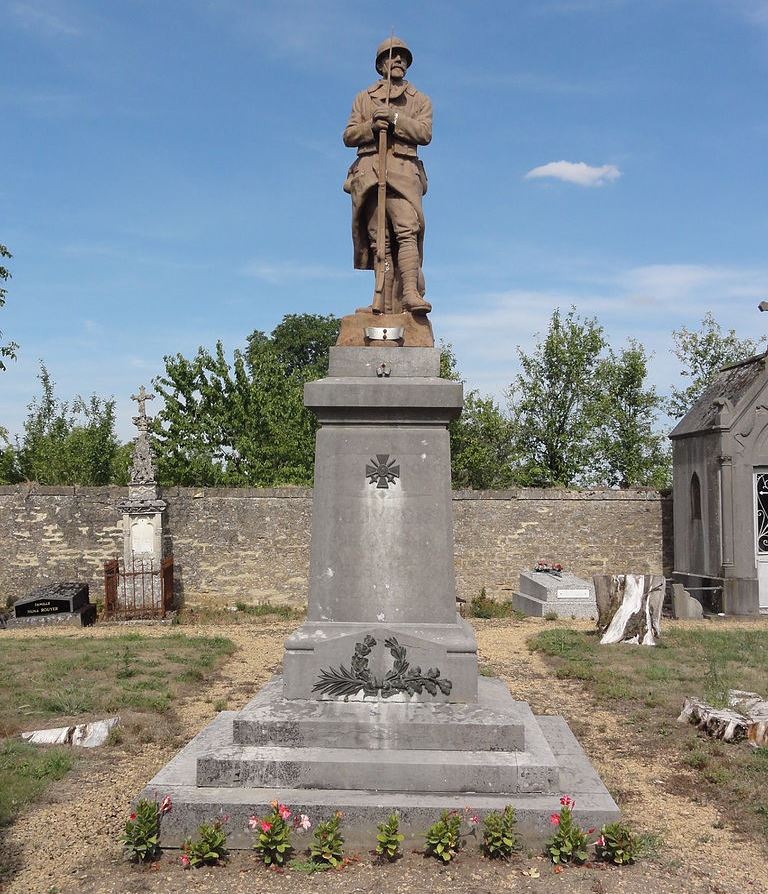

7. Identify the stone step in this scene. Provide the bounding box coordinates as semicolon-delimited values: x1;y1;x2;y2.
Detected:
196;743;559;794
232;677;527;751
142;711;619;851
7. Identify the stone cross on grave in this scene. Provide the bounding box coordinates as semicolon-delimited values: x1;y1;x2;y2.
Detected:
131;385;155;431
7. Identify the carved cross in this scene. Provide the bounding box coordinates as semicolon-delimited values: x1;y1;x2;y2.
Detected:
131;385;155;419
366;454;400;489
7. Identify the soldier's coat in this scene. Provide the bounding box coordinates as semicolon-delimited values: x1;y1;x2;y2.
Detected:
343;79;431;271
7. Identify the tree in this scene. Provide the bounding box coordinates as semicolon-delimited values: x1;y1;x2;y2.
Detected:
0;244;18;370
450;390;517;489
17;364;122;484
152;314;340;486
668;311;765;418
508;307;606;487
590;341;670;488
0;426;21;484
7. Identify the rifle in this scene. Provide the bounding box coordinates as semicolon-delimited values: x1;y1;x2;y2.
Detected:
373;37;394;313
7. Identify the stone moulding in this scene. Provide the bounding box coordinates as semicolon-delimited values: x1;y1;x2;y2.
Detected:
312;634;453;699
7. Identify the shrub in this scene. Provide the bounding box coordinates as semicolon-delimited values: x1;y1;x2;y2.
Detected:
251;801;293;867
309;811;344;867
482;805;519;859
375;812;404;861
121;795;171;862
546;796;589;865
469;587;517;619
425;810;463;862
595;821;642;865
182;818;228;867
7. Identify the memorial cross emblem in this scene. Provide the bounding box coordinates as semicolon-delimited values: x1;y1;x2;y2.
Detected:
366;454;400;489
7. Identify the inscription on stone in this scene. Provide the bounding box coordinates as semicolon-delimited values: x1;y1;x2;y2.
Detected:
14;582;89;618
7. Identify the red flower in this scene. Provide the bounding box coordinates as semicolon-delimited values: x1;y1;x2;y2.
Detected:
180;854;190;868
550;813;560;826
261;821;272;833
278;804;291;821
129;812;137;821
559;795;573;808
159;796;172;815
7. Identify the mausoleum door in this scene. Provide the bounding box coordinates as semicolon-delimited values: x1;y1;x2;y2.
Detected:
753;470;768;610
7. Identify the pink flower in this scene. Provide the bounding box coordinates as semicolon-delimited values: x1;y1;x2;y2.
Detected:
261;821;272;833
469;814;480;826
129;812;137;821
297;814;311;831
278;804;291;821
159;796;172;815
248;815;260;830
596;836;605;847
180;854;190;868
550;813;560;826
220;814;230;824
588;828;595;835
559;795;573;808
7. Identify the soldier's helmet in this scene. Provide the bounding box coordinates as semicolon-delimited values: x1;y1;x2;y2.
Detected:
375;36;413;75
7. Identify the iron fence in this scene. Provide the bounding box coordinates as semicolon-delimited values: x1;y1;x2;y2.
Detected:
103;556;174;619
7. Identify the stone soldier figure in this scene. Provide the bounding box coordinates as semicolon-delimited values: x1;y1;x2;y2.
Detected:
343;36;432;316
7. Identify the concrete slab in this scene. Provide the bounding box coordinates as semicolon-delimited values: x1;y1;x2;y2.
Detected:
234;677;526;751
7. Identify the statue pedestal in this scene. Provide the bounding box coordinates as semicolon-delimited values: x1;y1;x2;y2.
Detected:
142;347;618;847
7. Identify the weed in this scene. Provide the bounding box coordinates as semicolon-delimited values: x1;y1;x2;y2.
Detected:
0;740;74;825
468;588;519;619
683;750;708;770
543;610;559;621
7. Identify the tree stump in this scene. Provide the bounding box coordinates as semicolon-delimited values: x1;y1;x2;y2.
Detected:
593;574;664;645
678;690;768;747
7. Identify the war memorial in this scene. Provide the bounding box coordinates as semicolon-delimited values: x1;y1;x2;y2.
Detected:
141;36;619;848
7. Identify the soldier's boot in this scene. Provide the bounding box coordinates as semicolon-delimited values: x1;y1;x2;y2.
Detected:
397;238;432;315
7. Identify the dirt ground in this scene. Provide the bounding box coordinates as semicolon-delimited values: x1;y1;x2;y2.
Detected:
1;616;766;894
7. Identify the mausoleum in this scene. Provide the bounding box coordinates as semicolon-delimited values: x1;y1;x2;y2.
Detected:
670;350;768;615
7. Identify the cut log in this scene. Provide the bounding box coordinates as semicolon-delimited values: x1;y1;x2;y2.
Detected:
678;690;768;747
593;574;664;646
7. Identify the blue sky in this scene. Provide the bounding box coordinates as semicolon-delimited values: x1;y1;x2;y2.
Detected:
2;0;768;441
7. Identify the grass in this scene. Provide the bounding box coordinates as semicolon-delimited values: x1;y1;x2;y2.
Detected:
0;631;235;826
0;740;74;826
176;602;304;625
529;625;768;843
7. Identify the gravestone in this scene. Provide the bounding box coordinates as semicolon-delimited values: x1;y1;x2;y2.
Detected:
138;34;618;847
115;386;167;612
513;570;597;619
5;582;95;628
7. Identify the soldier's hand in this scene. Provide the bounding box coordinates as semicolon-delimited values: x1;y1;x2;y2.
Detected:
372;116;391;133
372;108;395;131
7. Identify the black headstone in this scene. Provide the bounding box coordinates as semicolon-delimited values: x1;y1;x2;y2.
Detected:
14;582;89;618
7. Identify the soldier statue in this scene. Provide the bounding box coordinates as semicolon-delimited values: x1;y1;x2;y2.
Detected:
343;36;432;316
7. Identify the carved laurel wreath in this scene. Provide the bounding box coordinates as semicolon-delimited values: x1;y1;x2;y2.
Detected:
312;634;453;699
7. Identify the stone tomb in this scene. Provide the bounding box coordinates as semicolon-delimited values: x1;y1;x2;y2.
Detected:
8;582;95;628
514;570;597;620
143;347;617;847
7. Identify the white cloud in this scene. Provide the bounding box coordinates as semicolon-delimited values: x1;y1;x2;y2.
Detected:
525;160;621;187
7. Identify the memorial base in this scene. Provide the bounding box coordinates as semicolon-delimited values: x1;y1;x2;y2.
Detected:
141;676;618;849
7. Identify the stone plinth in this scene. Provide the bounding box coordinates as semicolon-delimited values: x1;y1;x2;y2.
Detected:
141;345;618;845
513;570;597;620
3;582;97;629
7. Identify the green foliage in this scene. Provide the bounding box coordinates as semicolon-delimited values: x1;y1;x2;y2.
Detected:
595;821;642;865
424;809;462;862
508;307;606;487
183;819;228;867
451;390;517;489
375;812;404;861
15;364;124;485
0;243;17;371
590;340;670;488
152;314;339;486
0;426;21;484
252;803;293;866
482;805;520;859
468;587;518;619
668;311;765;418
546;798;589;864
121;798;161;862
309;811;345;867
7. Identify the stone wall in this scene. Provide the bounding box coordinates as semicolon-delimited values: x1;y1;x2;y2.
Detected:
0;485;672;608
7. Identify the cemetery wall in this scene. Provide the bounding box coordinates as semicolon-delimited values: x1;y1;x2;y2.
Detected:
0;485;672;608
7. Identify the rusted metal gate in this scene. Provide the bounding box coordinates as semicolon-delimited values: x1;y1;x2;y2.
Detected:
103;556;174;619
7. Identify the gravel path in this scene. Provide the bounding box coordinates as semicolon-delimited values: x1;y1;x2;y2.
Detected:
1;616;766;894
